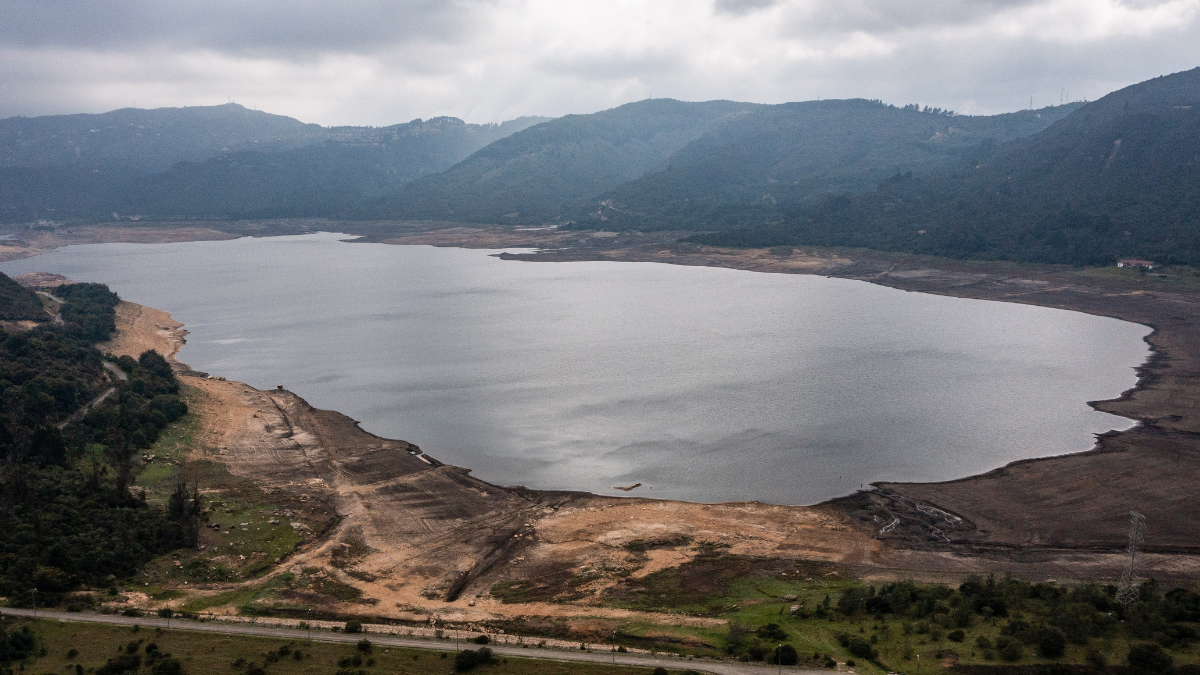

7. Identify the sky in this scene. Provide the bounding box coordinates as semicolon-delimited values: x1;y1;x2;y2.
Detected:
1;0;1198;126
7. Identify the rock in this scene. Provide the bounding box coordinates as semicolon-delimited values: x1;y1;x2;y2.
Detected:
790;605;801;615
782;594;798;601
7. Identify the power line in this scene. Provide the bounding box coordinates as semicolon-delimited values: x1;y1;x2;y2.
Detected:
1116;510;1147;607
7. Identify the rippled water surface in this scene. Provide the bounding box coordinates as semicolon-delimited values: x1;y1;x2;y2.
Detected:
1;233;1152;504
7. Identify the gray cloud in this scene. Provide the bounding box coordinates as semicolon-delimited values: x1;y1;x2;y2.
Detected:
1;0;472;55
0;0;1196;125
714;0;780;15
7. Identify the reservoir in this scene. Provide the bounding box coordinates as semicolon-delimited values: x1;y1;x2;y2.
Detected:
0;232;1152;504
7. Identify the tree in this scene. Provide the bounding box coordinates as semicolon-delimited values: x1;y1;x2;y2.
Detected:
1128;643;1174;674
767;645;798;666
167;480;206;547
453;647;494;672
1036;626;1066;658
343;619;362;634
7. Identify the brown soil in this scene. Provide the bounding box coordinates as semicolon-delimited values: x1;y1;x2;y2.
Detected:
0;224;237;262
101;287;1200;631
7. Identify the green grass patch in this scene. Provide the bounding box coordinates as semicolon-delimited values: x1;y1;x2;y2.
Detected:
11;617;658;675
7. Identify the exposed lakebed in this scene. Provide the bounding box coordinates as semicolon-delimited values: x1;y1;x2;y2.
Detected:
1;232;1151;504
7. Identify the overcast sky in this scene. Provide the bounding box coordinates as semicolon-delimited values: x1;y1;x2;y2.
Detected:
1;0;1198;126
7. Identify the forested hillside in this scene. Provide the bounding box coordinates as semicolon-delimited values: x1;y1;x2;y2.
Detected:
0;274;46;321
695;67;1200;265
0;105;547;223
568;100;1080;231
117;116;547;219
0;103;325;172
0;273;198;603
362;98;761;224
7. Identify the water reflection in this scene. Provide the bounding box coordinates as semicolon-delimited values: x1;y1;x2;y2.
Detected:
0;233;1151;504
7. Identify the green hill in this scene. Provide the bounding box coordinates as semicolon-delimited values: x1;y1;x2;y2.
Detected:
695;67;1200;265
568;99;1080;231
0;106;546;222
361;98;761;224
0;272;47;321
119;116;546;219
0;103;325;172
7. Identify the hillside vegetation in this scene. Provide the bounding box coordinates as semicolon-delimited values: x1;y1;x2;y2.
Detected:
363;98;761;224
0;274;46;321
118;116;546;219
695;68;1200;265
0;105;546;223
0;273;196;602
567;100;1080;231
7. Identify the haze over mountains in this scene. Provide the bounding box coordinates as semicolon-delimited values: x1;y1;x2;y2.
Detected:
0;105;547;221
2;67;1198;265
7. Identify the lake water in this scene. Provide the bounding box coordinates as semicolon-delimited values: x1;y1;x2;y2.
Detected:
1;233;1152;504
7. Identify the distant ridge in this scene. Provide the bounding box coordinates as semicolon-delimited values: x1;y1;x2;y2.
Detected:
565;99;1081;231
361;98;762;224
695;67;1200;266
0;104;548;222
0;103;324;172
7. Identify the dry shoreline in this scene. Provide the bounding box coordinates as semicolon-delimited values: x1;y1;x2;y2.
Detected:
5;221;1200;591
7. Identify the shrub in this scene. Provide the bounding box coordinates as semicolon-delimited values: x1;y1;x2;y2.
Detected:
356;639;371;653
1086;646;1107;668
999;640;1024;662
766;645;798;665
156;608;173;619
1036;626;1067;658
653;669;667;675
454;647;494;671
472;635;489;645
757;623;788;641
847;637;874;659
152;658;182;675
975;636;992;649
343;620;362;634
948;629;965;643
1128;643;1174;674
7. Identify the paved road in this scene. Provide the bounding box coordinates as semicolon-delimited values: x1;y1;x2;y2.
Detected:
0;608;822;675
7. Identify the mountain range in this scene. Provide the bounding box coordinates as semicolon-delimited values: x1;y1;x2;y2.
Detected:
693;67;1200;265
0;104;546;222
3;67;1198;266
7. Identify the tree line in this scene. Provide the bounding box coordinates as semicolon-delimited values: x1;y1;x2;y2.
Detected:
0;273;199;604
